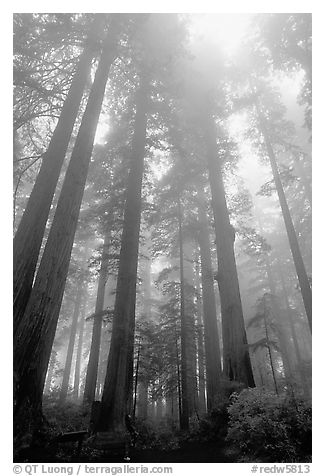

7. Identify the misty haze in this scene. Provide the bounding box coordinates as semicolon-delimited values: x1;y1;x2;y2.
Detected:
13;13;312;465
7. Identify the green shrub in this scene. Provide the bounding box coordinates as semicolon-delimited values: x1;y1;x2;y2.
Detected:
226;388;311;462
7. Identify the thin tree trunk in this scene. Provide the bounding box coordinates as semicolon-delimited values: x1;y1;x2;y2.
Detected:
44;351;57;395
263;254;294;385
136;253;151;419
263;297;279;395
133;340;141;418
256;103;312;331
13;15;104;333
98;74;149;431
175;331;182;425
177;197;189;430
203;106;255;387
277;262;311;398
83;232;110;404
183;242;198;417
60;281;83;404
73;289;88;401
194;263;207;413
197;190;222;410
13;23;120;425
137;381;148;419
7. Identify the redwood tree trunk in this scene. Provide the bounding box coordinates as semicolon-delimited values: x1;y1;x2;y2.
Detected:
177;197;189;430
83;232;110;404
203;107;255;387
263;254;295;385
13;23;120;424
97;74;149;431
60;281;83;404
13;15;104;333
277;262;311;397
137;381;148;419
197;191;222;410
256;104;312;331
73;289;88;401
194;262;207;413
183;242;198;417
44;351;57;395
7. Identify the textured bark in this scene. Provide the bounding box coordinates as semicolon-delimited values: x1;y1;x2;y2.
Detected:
204;108;255;387
177;197;189;430
60;282;83;403
83;232;110;404
13;15;104;333
13;24;120;421
197;191;222;411
98;75;149;431
256;105;312;331
73;290;87;401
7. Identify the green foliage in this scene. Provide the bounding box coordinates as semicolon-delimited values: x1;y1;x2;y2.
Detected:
226;388;311;462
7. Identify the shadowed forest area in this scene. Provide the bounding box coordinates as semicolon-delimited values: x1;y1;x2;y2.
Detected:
13;13;312;464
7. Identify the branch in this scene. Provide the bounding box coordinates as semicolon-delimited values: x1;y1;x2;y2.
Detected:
13;156;44;226
14;154;44;164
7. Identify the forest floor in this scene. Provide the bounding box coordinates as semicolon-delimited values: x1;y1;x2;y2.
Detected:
13;401;234;463
16;439;234;463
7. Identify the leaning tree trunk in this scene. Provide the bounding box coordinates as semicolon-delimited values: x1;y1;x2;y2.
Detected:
97;74;149;432
73;288;88;401
83;232;110;404
203;106;255;387
13;15;104;333
13;23;120;427
177;196;189;430
59;281;84;404
196;190;222;410
256;103;312;332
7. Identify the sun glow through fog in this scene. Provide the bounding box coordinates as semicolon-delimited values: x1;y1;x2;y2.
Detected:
189;13;252;55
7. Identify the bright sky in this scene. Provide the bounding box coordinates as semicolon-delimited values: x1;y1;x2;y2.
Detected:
94;13;308;210
94;14;253;145
188;13;252;55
